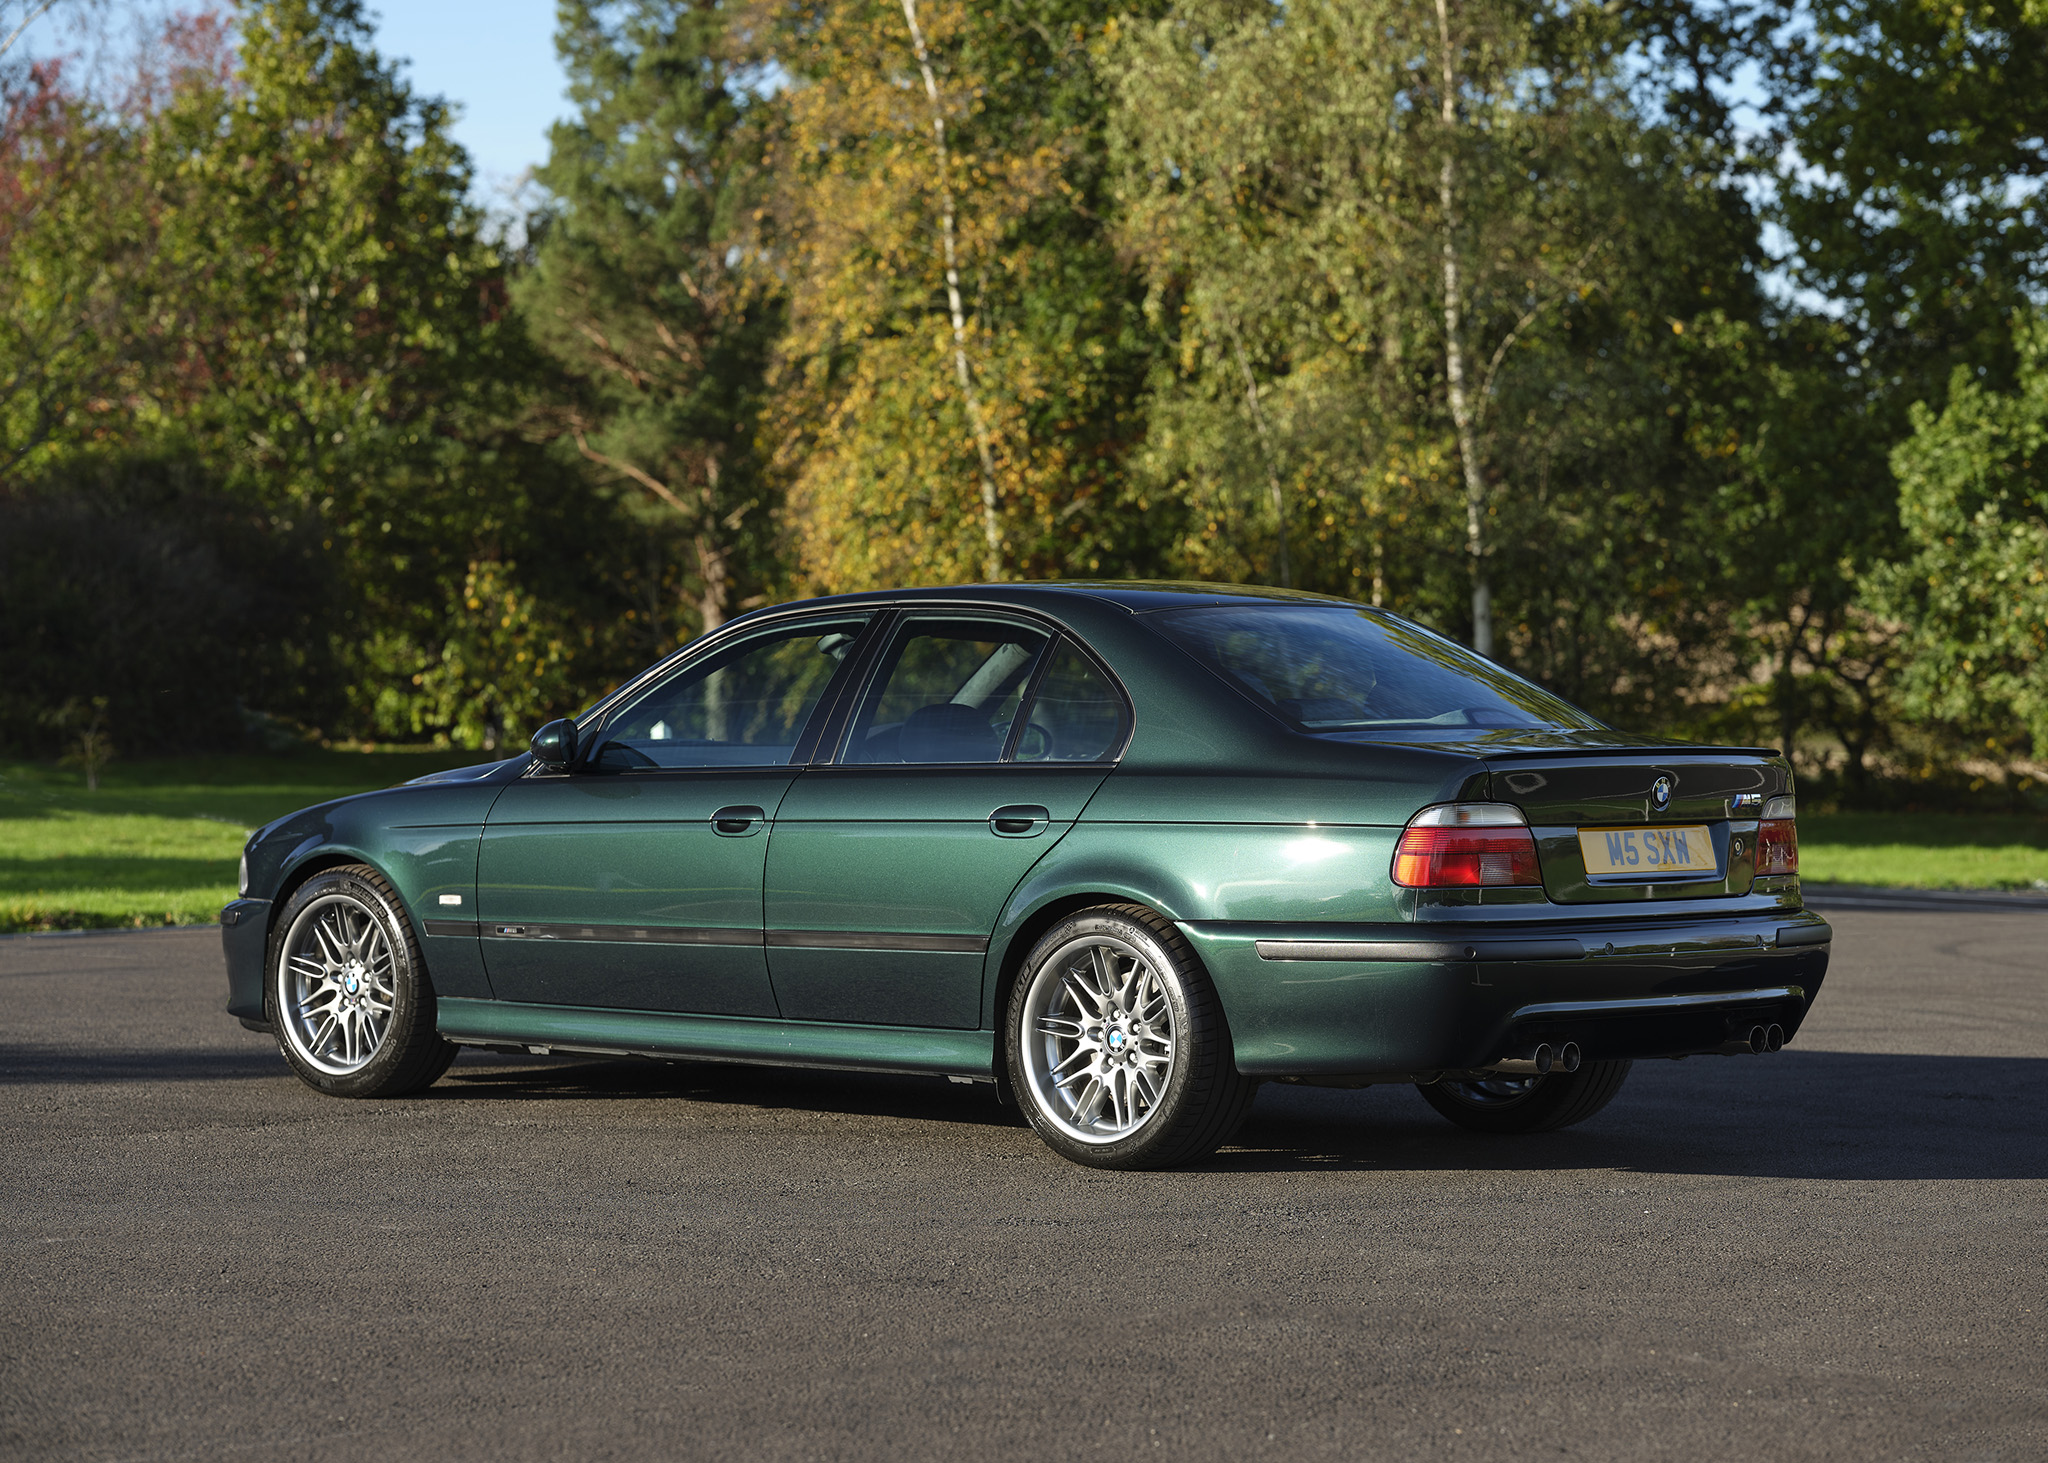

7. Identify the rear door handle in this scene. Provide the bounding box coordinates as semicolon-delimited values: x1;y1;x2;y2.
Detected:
989;804;1051;838
711;805;766;837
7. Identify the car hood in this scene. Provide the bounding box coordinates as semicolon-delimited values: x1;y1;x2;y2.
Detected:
404;756;528;786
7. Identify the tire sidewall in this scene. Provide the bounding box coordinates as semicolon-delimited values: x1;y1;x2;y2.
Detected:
265;867;433;1098
1006;909;1206;1168
1419;1059;1631;1135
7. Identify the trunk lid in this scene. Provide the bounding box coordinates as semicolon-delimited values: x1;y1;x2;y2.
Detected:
1477;742;1790;904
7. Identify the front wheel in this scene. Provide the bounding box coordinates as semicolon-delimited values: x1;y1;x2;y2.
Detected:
1417;1060;1632;1135
1006;904;1257;1170
265;865;456;1098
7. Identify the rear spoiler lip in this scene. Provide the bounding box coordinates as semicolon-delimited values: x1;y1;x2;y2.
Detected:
1477;743;1783;762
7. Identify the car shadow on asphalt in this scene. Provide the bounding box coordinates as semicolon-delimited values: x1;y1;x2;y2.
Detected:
437;1047;2047;1182
8;1041;2043;1182
438;1051;1028;1130
1218;1051;2048;1182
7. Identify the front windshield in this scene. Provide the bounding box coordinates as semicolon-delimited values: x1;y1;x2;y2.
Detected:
1147;605;1603;735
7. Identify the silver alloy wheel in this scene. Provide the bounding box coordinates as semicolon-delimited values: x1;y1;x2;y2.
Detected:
1437;1075;1543;1107
279;893;398;1076
1019;934;1179;1145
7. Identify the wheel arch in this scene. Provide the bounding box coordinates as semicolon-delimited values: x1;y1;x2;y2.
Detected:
985;883;1212;1105
266;848;397;940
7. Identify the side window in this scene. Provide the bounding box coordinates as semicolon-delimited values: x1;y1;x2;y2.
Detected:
592;615;870;770
844;618;1053;764
1012;639;1127;763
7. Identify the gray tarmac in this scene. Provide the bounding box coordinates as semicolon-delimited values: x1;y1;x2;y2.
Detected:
2;908;2043;1461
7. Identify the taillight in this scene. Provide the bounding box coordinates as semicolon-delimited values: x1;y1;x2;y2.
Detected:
1757;795;1798;876
1392;803;1542;889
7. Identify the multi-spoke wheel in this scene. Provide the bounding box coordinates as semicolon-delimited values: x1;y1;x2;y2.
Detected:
1417;1059;1633;1135
1007;904;1256;1169
282;895;397;1073
265;865;455;1098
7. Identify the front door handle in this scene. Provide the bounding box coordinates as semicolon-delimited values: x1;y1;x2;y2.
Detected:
711;805;766;837
989;804;1051;838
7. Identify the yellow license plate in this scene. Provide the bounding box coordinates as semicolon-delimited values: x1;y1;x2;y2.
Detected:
1578;825;1717;877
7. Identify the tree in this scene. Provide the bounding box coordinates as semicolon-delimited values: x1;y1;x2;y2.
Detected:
0;37;202;483
135;0;640;745
516;0;776;641
1107;0;1765;698
1768;0;2048;409
755;0;1162;592
1865;310;2048;764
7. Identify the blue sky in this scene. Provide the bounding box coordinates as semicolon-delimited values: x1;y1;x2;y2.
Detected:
368;1;574;203
13;0;576;204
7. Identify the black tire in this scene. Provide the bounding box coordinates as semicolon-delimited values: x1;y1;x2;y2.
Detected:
1005;904;1257;1170
1417;1059;1632;1135
264;865;456;1098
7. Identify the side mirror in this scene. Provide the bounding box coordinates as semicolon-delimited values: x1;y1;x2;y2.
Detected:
529;718;577;769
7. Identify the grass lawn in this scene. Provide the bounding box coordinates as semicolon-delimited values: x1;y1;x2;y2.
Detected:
3;757;2044;932
1798;812;2048;891
0;749;486;933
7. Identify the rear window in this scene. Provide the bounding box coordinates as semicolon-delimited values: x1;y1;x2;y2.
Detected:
1146;605;1603;737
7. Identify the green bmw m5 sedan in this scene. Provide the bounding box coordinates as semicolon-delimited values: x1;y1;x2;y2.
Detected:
221;583;1830;1169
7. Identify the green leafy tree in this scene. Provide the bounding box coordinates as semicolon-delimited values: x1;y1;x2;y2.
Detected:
132;0;637;744
1865;310;2048;763
756;0;1162;592
0;48;195;482
516;0;777;640
1107;0;1774;730
1769;0;2048;406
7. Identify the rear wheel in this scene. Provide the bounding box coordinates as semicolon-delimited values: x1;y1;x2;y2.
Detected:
265;865;456;1098
1417;1060;1632;1135
1007;905;1256;1170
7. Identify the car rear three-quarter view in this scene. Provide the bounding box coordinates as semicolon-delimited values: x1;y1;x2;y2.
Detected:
220;583;1830;1169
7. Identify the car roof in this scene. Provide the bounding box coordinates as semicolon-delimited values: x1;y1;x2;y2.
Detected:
763;580;1362;616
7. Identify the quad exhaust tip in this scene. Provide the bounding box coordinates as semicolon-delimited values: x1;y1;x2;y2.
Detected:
1492;1041;1582;1077
1720;1022;1788;1055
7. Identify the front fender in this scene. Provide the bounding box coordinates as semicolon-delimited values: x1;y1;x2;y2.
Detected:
236;781;508;1017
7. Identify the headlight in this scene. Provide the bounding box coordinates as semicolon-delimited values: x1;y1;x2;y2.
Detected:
239;850;250;898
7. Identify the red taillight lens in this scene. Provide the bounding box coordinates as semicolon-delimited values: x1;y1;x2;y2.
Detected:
1757;818;1798;876
1391;825;1542;888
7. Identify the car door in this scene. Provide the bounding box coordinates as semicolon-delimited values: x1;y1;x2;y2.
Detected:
477;611;875;1013
764;613;1130;1028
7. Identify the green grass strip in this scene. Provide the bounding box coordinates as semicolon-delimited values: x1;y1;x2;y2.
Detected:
0;750;487;932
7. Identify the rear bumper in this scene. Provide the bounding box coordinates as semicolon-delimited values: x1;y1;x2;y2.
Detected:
220;899;271;1026
1183;909;1831;1076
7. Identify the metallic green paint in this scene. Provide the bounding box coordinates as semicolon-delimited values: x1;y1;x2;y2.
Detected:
764;765;1109;1028
476;771;796;1015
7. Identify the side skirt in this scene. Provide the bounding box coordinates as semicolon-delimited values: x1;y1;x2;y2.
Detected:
436;997;996;1079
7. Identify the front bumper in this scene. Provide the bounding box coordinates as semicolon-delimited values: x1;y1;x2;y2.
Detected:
221;899;272;1026
1183;909;1831;1077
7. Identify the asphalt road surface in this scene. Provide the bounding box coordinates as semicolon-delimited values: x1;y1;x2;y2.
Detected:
3;908;2043;1462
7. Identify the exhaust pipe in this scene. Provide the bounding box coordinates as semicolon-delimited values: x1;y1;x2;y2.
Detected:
1490;1041;1581;1077
1719;1022;1788;1055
